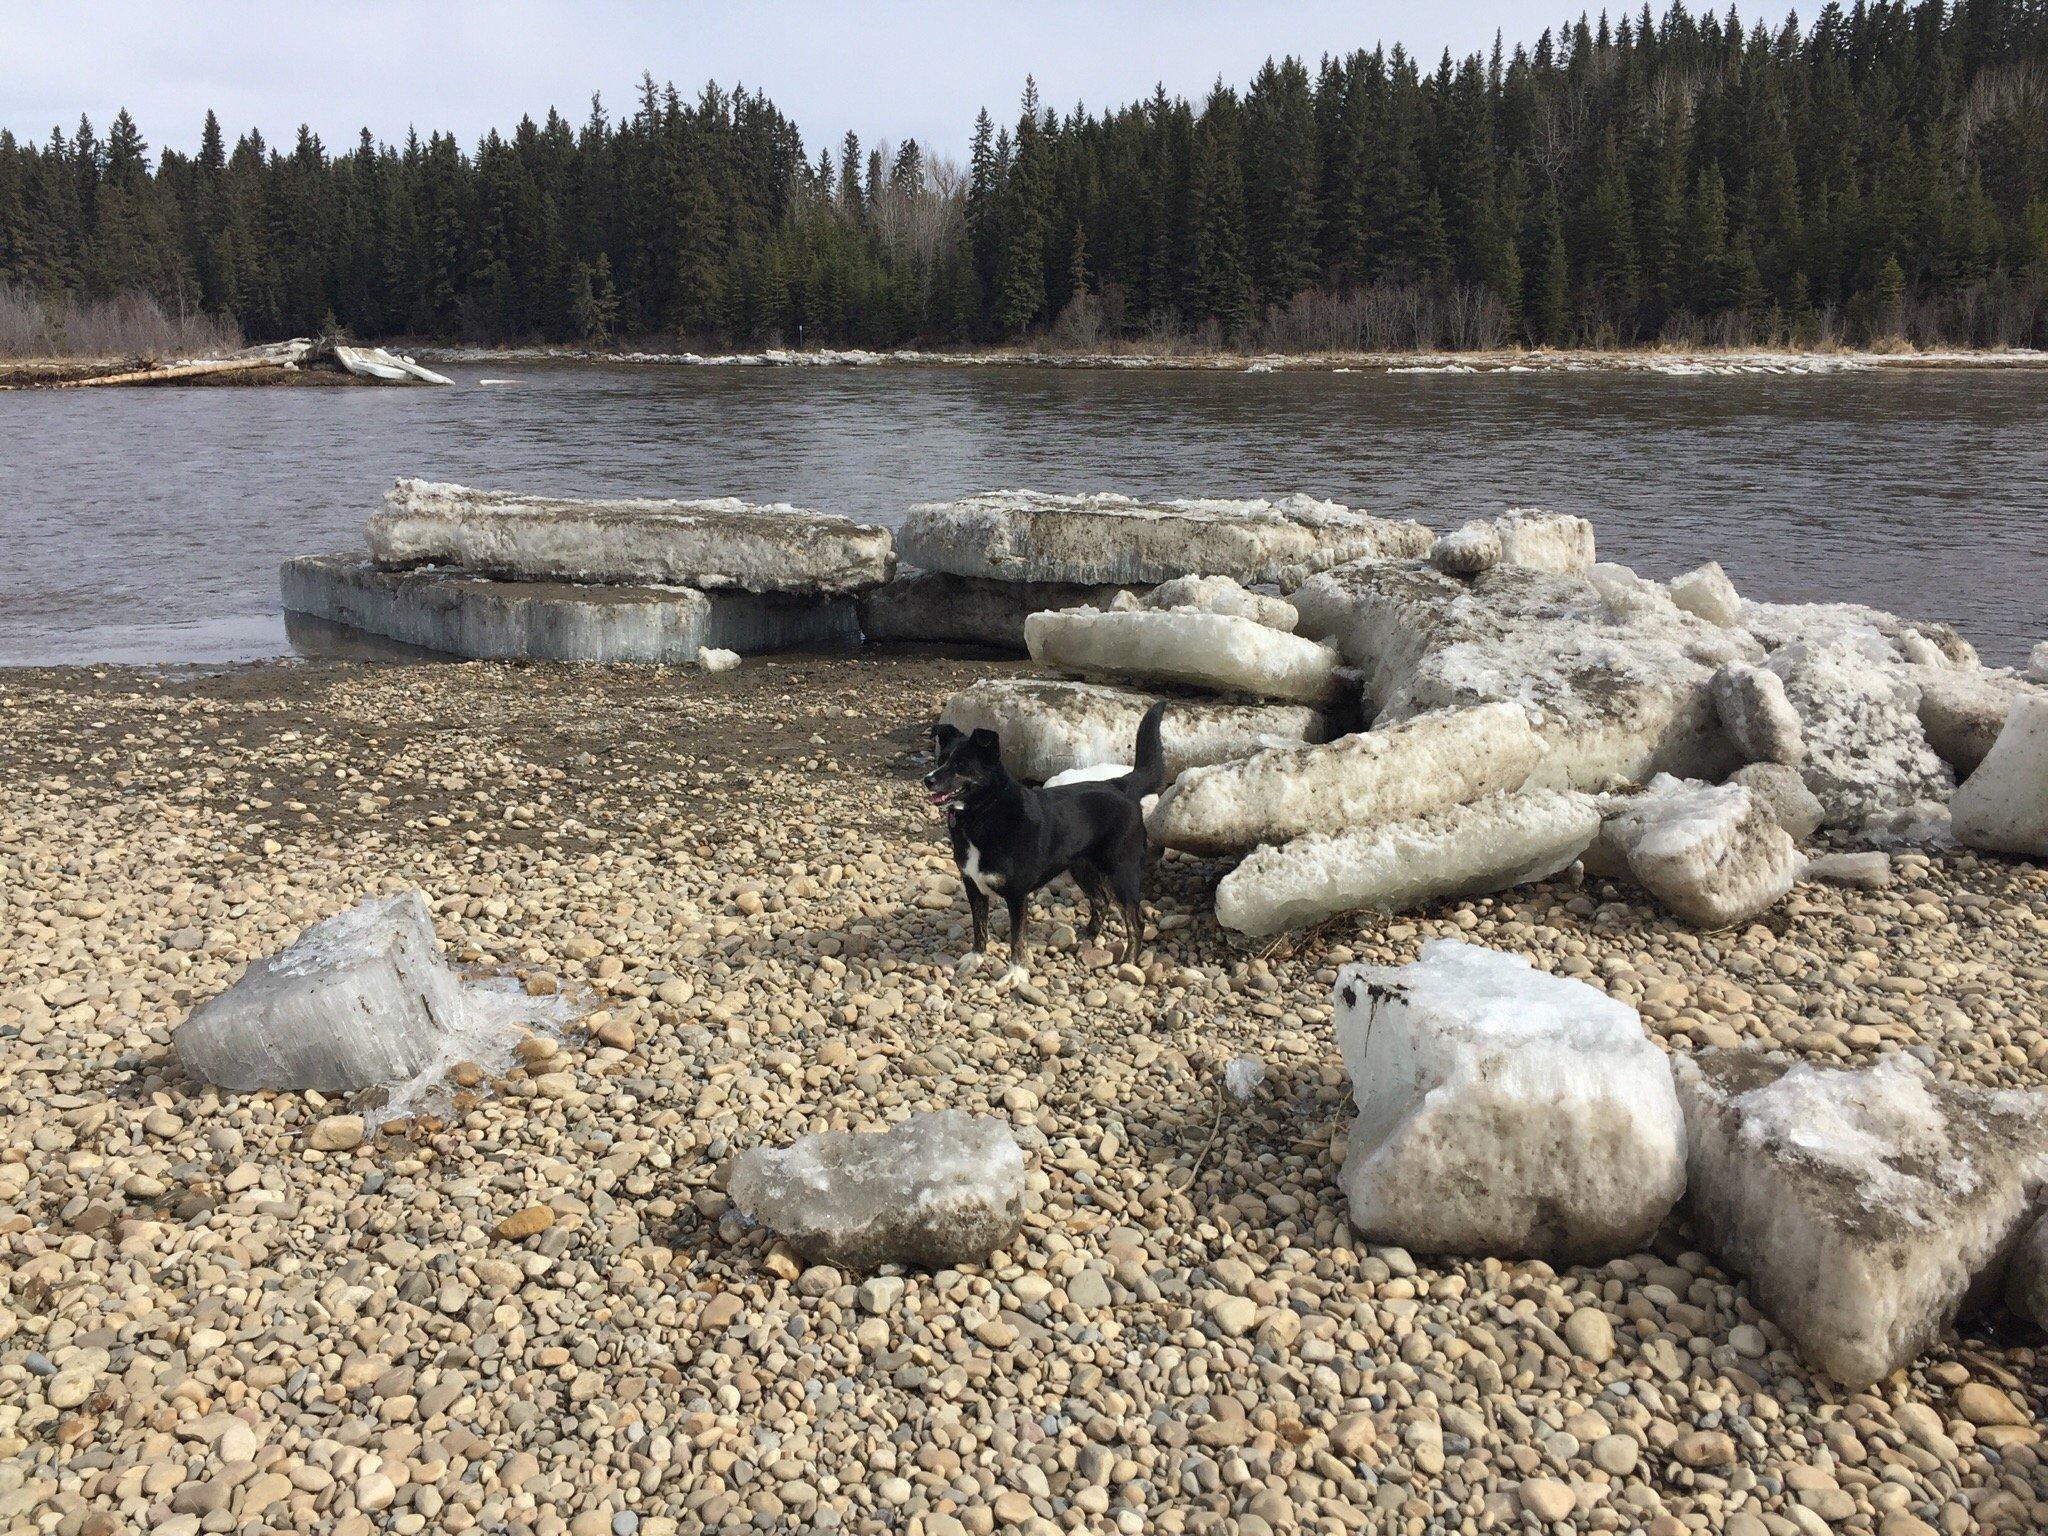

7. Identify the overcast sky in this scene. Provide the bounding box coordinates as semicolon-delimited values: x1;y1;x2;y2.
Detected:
2;1;1779;165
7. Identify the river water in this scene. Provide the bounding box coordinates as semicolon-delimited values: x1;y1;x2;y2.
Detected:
1;361;2043;666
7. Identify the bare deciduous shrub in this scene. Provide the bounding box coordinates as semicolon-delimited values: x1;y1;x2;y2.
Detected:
1248;284;1513;353
0;283;242;360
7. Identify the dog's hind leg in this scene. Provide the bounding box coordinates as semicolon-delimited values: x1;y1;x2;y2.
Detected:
1004;892;1031;971
1108;831;1147;968
1115;897;1144;967
1072;863;1110;943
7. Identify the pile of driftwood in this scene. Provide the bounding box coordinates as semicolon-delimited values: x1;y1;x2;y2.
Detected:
4;338;452;390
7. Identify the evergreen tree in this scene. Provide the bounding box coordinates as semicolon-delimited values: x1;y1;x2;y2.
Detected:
1681;166;1732;314
1186;85;1253;332
1242;57;1319;306
965;109;999;333
993;82;1049;332
1520;180;1570;342
572;252;620;342
1867;251;1906;338
1574;150;1640;338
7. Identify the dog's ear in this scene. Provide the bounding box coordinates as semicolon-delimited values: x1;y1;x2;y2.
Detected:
931;722;963;755
967;728;1001;760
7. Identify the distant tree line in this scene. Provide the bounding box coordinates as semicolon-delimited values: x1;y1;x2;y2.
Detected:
3;1;2046;351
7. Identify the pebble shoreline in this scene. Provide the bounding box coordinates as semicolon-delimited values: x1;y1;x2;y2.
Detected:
3;653;2045;1536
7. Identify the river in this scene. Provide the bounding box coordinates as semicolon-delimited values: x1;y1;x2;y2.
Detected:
1;361;2042;666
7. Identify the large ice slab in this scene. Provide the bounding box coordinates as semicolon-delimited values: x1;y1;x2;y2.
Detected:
1217;790;1599;935
1292;561;1751;791
858;570;1142;652
367;478;894;594
284;555;858;663
1951;694;2048;858
1602;780;1799;928
899;490;1431;588
1334;941;1685;1262
1763;629;1954;828
728;1111;1027;1270
1148;702;1545;855
1673;1052;2048;1387
1025;607;1342;703
176;891;550;1095
938;678;1327;784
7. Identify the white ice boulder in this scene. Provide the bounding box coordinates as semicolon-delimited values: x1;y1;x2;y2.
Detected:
1711;662;1804;765
1025;607;1342;704
1603;780;1799;929
1334;941;1686;1262
1147;702;1546;855
1587;562;1673;619
899;490;1431;588
1429;522;1502;577
174;891;554;1095
1950;694;2048;859
1669;562;1743;627
938;678;1326;784
1217;790;1599;936
1802;850;1894;889
1764;629;1953;829
727;1111;1027;1270
1582;773;1708;878
1914;666;2039;778
2029;642;2048;685
1291;560;1751;791
1730;762;1824;841
1493;510;1596;574
367;478;894;594
1674;1052;2048;1387
1138;574;1298;631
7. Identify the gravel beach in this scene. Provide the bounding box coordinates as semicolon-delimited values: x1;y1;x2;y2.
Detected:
3;653;2045;1536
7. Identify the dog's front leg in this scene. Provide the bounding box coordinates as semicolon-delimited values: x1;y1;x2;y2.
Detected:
1005;893;1031;973
965;882;990;954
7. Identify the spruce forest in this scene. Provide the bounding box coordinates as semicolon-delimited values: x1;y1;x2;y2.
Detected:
4;1;2047;353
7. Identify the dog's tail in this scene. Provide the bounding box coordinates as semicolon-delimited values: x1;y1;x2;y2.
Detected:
1122;702;1169;799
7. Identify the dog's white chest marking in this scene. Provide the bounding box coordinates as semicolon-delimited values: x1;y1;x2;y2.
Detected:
962;842;1004;895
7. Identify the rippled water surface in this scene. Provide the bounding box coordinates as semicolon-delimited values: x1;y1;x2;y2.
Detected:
2;362;2043;665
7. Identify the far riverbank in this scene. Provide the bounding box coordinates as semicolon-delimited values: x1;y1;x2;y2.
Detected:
414;342;2048;377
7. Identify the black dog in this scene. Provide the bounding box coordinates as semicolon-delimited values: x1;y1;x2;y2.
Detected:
925;703;1167;972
